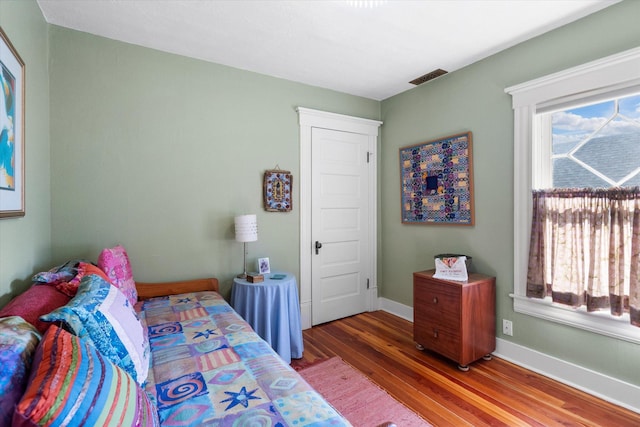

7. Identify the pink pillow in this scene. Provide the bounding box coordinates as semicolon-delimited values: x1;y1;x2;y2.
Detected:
97;246;138;305
0;285;71;334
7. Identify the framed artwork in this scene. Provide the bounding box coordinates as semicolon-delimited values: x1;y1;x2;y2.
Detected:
0;27;25;218
399;132;474;226
258;257;270;274
264;169;292;212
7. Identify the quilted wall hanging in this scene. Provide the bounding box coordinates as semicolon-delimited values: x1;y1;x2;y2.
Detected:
399;132;474;225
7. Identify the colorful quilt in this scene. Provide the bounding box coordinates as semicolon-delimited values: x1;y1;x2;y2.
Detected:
137;291;351;426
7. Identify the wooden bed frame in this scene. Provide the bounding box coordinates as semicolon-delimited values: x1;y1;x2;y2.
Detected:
135;278;219;300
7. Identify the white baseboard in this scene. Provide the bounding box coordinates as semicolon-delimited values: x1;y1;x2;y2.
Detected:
378;297;640;414
301;301;312;330
378;296;413;322
494;339;640;413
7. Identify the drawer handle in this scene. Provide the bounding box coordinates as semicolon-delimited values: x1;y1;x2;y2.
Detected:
432;296;438;304
433;329;438;338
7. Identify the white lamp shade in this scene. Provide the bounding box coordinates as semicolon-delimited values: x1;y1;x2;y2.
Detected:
234;214;258;242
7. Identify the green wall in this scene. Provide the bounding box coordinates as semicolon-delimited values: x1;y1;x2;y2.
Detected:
48;26;379;298
0;0;52;306
380;0;640;385
3;0;639;392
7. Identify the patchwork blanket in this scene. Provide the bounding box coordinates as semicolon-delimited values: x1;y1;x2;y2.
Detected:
137;291;351;426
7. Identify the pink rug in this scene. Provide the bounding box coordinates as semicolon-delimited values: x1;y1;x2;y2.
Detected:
298;356;430;426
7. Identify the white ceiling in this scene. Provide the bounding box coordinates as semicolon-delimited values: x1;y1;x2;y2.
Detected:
36;0;619;101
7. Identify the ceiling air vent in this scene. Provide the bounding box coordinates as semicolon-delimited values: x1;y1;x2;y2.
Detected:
409;69;448;85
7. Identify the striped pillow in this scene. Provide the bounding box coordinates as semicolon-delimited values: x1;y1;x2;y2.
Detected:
13;325;159;427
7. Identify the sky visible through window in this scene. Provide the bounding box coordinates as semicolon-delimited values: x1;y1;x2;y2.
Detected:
550;93;640;188
552;93;640;153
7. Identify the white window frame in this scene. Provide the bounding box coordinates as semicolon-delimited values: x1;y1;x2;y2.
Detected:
505;47;640;344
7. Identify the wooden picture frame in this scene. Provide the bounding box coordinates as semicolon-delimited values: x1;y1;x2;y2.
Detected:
0;27;25;218
263;169;292;212
399;132;474;225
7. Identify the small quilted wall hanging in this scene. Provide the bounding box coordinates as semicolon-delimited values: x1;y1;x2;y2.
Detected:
263;169;292;212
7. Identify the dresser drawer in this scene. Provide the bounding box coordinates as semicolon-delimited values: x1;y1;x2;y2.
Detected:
414;279;460;328
414;325;460;362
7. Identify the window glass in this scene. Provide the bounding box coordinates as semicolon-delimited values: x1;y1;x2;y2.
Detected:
550;93;640;188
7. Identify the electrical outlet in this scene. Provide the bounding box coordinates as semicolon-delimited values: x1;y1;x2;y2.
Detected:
502;319;513;336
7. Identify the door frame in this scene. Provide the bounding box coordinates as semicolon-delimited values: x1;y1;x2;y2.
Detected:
297;107;382;329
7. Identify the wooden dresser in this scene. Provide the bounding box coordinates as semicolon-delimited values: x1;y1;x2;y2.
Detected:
413;269;496;371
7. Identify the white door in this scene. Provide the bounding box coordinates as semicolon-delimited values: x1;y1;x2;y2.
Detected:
311;127;370;325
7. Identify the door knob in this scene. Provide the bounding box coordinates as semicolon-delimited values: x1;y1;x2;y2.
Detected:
315;241;323;255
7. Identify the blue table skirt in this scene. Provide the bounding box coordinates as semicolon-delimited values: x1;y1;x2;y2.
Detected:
230;272;303;363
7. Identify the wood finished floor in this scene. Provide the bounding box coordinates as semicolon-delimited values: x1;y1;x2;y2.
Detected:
294;310;640;427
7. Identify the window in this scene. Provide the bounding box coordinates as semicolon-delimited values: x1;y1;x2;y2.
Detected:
506;47;640;343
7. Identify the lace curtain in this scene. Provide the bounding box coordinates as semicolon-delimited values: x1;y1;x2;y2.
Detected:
527;188;640;327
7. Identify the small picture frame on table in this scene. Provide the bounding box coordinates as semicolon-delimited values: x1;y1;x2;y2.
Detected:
258;257;270;274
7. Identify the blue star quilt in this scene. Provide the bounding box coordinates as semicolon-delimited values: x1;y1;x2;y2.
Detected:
137;291;351;426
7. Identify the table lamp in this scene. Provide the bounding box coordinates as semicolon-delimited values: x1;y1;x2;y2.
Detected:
234;214;258;279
